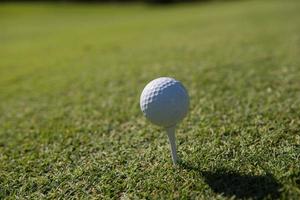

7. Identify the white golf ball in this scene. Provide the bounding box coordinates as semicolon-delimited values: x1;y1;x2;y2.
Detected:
140;77;189;128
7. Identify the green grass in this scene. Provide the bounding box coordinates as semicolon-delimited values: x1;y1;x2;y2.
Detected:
1;0;300;199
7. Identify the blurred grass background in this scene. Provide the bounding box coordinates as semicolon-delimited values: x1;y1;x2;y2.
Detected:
0;0;300;199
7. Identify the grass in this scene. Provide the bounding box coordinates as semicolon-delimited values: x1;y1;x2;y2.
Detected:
0;0;300;199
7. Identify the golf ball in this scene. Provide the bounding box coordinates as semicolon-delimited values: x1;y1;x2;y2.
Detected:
140;77;189;128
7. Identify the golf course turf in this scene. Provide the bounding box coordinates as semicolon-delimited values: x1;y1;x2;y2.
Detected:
0;0;300;199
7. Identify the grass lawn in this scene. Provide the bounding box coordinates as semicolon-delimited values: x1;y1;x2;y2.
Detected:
1;0;300;199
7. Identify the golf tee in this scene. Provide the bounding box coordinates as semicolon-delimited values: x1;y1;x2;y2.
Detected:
166;126;178;165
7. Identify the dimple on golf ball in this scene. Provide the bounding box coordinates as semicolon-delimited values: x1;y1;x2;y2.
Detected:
140;77;189;128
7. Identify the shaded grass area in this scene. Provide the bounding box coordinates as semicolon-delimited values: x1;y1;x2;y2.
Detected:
0;0;300;199
181;161;282;199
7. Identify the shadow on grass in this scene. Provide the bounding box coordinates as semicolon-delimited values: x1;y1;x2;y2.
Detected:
179;161;282;200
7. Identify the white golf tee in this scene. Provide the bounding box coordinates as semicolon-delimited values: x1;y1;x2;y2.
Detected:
166;126;178;165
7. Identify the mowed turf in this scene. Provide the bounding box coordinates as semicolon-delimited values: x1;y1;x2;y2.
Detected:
0;0;300;199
